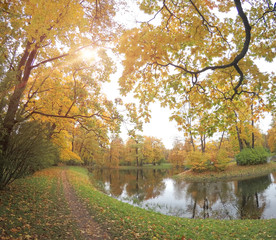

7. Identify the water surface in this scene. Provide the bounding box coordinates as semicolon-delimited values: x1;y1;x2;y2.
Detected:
90;168;276;219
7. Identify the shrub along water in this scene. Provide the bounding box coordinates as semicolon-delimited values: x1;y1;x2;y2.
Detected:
236;147;269;166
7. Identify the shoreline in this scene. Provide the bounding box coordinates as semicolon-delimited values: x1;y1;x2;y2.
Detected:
175;162;276;182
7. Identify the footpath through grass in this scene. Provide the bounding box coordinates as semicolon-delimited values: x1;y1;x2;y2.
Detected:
0;168;82;240
1;166;276;239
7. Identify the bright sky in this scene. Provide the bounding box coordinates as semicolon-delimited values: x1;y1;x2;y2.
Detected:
102;74;184;149
100;1;274;149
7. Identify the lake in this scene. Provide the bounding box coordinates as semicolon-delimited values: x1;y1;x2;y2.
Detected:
90;168;276;219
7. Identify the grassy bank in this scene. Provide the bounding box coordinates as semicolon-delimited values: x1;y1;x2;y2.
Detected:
176;162;276;182
1;167;276;239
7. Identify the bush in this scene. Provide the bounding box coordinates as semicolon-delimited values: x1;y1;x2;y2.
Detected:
236;147;269;166
187;151;211;172
213;148;230;171
188;149;230;172
0;121;59;189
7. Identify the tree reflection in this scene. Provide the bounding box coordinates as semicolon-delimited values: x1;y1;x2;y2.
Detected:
125;169;166;201
272;172;276;183
236;175;271;219
90;168;179;202
182;181;234;219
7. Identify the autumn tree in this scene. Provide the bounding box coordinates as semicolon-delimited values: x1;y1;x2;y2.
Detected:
0;0;121;187
142;136;165;165
71;125;108;166
168;139;185;167
118;0;275;151
267;117;276;153
106;136;125;168
124;138;139;166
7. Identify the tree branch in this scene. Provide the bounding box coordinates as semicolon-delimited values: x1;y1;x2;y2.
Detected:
31;44;97;69
151;0;252;98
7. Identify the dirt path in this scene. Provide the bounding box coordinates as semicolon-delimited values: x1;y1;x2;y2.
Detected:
61;170;111;240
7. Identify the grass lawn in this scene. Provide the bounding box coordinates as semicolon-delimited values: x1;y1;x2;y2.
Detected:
176;162;276;182
1;166;276;239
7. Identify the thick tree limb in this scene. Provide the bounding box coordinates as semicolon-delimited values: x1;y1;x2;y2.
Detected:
153;0;252;99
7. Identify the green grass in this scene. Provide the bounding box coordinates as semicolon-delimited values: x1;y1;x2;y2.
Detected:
1;166;276;240
176;162;276;182
0;168;82;240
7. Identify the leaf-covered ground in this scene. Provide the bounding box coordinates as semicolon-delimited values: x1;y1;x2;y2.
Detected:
0;168;82;239
1;167;276;240
61;169;110;239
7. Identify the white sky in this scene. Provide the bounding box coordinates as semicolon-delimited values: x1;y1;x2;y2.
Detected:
102;78;184;149
100;1;274;149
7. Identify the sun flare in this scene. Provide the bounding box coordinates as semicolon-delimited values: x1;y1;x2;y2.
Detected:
79;48;98;62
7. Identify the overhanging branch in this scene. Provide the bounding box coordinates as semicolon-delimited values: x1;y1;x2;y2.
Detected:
152;0;252;99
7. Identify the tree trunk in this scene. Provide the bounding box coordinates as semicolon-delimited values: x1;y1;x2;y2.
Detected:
200;134;206;153
135;139;139;167
251;104;255;149
71;131;75;152
189;131;196;151
135;147;139;167
218;131;225;150
236;125;244;152
234;110;244;152
1;44;38;151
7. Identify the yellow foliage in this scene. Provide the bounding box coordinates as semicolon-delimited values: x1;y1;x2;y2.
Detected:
188;149;230;172
268;123;276;153
52;131;82;163
187;151;211;172
59;148;82;163
213;149;231;171
168;140;185;167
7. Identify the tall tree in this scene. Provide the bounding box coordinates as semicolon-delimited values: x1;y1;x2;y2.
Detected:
0;0;122;187
125;138;138;166
118;0;275;145
107;136;125;168
71;126;107;165
142;136;165;165
168;139;185;167
0;0;120;151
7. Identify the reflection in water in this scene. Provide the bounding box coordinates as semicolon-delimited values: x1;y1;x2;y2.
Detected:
183;181;237;219
236;175;271;219
90;168;276;219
